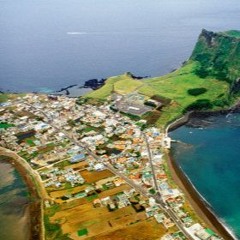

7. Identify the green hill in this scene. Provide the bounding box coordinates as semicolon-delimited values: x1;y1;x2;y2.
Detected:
191;29;240;83
84;29;240;127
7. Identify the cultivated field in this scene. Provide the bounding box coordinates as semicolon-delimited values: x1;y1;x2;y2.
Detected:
81;169;114;183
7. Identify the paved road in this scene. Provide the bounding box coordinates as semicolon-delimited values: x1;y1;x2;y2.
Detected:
143;133;194;239
142;133;163;203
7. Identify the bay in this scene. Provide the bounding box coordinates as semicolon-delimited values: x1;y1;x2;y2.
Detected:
170;113;240;239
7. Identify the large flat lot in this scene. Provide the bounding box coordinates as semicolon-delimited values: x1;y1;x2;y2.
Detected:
47;169;170;239
50;201;166;240
81;169;114;183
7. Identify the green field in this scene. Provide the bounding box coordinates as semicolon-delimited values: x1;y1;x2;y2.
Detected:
85;73;144;99
84;62;230;127
0;94;9;103
0;93;26;103
0;122;15;129
77;228;88;236
223;30;240;38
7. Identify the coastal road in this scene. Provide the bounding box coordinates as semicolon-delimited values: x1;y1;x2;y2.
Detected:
143;133;194;239
142;133;164;204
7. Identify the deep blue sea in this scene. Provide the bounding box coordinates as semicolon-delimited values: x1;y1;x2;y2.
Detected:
170;114;240;239
1;0;240;92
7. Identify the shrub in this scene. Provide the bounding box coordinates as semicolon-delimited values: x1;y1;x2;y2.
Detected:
184;99;213;113
187;88;207;96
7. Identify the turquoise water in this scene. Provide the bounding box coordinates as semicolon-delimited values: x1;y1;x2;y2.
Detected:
0;157;30;240
170;113;240;239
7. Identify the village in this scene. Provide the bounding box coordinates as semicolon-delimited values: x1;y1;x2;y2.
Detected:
0;93;221;240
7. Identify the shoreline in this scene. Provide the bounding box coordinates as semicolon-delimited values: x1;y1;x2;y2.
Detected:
166;150;236;239
167;102;240;132
165;109;240;240
0;147;45;240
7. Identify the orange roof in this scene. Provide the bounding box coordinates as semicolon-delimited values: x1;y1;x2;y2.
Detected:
126;129;134;135
117;157;127;163
156;174;167;179
114;144;125;150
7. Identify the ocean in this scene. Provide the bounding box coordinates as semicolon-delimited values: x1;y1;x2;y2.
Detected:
1;0;240;92
0;157;30;240
170;113;240;239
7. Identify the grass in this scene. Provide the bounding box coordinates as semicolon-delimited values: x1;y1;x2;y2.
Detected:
45;204;61;217
53;160;71;169
144;62;228;108
85;73;143;100
223;30;240;38
0;94;9;103
0;93;26;103
77;228;88;236
0;122;15;129
85;75;126;100
44;214;71;240
114;78;143;94
38;143;55;154
84;61;230;127
25;137;37;146
86;193;98;202
144;62;229;126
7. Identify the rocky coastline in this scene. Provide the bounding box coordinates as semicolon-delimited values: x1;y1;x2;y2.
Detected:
167;101;240;132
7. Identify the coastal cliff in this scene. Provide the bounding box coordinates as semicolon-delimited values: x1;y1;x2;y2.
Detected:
191;29;240;85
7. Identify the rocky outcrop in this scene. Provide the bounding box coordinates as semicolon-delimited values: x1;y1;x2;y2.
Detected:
191;29;240;85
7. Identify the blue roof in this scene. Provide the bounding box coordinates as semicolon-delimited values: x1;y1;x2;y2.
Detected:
70;153;85;163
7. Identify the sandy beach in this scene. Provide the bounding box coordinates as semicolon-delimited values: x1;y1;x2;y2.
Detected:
165;149;236;239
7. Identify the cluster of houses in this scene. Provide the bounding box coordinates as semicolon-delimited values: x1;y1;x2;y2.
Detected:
0;93;220;240
162;223;219;240
41;167;85;188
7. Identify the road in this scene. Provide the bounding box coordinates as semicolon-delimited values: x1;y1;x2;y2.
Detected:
143;132;194;239
26;103;194;239
142;133;164;204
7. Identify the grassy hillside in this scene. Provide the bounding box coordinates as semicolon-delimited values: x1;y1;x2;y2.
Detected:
143;62;229;126
84;29;240;127
85;62;230;127
85;73;142;100
191;29;240;83
0;93;26;103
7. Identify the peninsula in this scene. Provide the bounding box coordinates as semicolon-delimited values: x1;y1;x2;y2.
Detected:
0;29;240;240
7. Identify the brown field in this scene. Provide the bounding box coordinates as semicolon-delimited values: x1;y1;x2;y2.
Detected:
81;170;114;183
49;184;88;199
65;161;89;171
48;183;165;240
98;184;131;198
92;218;168;240
47;170;168;240
51;203;153;240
